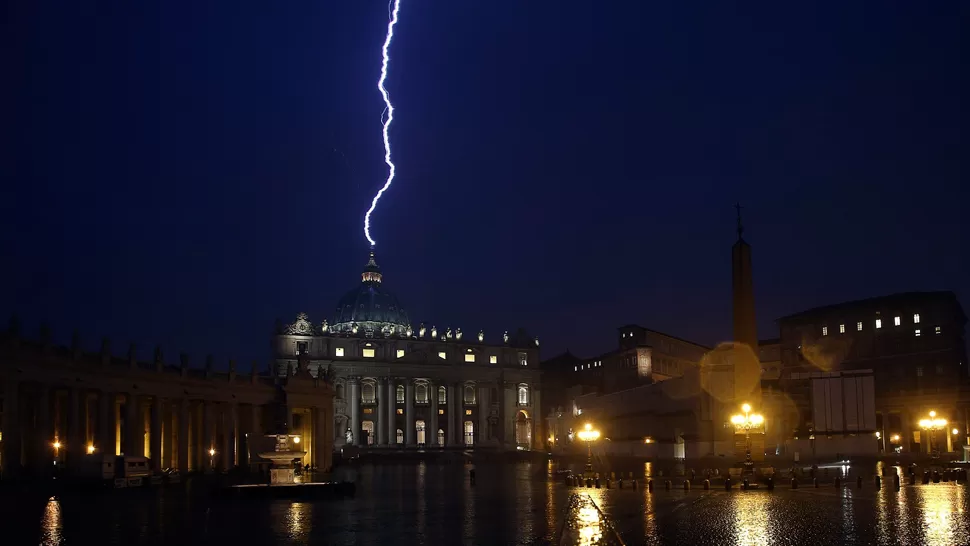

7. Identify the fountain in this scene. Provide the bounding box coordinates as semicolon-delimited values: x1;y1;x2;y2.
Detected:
259;434;306;485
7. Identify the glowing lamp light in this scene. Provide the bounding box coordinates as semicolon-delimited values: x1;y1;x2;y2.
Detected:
52;441;62;450
87;444;95;454
209;448;216;457
741;403;752;414
292;436;301;444
953;428;960;435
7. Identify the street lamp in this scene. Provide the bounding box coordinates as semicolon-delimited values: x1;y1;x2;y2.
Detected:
577;423;600;475
918;410;947;458
730;403;764;466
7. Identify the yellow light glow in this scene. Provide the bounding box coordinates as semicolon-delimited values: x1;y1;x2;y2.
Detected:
292;436;301;444
87;444;95;454
209;448;216;456
52;441;61;450
643;437;653;444
891;434;900;442
953;428;960;435
731;415;744;425
750;414;764;426
741;403;751;413
929;410;937;418
584;423;592;432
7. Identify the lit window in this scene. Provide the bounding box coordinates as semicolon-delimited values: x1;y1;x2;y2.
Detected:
438;387;446;404
465;409;472;415
415;383;428;403
464;385;476;404
396;349;405;358
916;367;923;377
362;348;375;358
396;408;403;415
361;382;376;403
438;409;444;415
518;352;528;366
935;326;941;335
857;322;863;331
517;384;529;405
489;355;497;364
915;329;921;337
438;352;446;360
396;385;404;403
894;316;901;326
363;408;373;414
574;365;577;371
839;324;845;334
876;319;882;329
464;354;476;363
335;347;345;357
913;313;920;324
822;326;828;336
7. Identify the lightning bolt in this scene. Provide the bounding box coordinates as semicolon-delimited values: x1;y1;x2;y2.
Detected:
364;0;402;248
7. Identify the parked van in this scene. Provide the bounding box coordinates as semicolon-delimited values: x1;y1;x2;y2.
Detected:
79;455;152;487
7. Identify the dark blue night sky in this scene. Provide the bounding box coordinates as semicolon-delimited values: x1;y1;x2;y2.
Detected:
3;1;966;367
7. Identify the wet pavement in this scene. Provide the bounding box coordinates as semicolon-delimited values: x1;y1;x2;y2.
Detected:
3;460;969;545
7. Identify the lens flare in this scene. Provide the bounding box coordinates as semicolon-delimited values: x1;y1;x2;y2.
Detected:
364;0;402;247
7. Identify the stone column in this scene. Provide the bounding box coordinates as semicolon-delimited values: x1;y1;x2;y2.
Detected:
377;378;388;446
202;402;214;471
221;405;232;471
99;392;114;456
36;386;51;473
150;396;163;471
1;378;21;478
429;380;439;447
405;380;415;446
384;377;397;446
67;387;83;469
162;401;174;469
178;399;189;474
125;393;141;457
478;385;489;446
447;383;458;446
348;377;361;446
230;403;239;467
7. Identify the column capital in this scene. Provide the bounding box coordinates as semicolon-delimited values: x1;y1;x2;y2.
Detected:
347;376;360;385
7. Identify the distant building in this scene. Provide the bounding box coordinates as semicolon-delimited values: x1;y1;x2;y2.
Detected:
272;250;543;451
774;291;968;454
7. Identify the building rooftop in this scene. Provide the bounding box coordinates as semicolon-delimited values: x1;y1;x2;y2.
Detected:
776;291;965;323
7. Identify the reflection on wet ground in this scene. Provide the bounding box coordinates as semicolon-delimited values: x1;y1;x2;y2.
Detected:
4;460;969;546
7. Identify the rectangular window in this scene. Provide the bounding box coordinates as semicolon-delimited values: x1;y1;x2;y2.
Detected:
894;316;901;326
296;341;308;355
464;354;476;363
915;329;921;337
362;348;375;358
489;355;497;364
857;322;863;331
438;351;447;360
916;366;923;377
396;349;405;359
465;409;472;415
574;365;577;371
335;347;345;357
839;324;845;334
438;409;444;415
822;326;828;336
913;313;920;324
935;326;941;335
875;319;882;329
363;408;373;414
396;408;403;415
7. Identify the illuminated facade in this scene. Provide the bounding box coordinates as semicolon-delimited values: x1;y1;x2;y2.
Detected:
0;322;334;479
271;251;543;451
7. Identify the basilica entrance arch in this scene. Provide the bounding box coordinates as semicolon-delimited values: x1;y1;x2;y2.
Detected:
416;420;426;446
515;410;531;448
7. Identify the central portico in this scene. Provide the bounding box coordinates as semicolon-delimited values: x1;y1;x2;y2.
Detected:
272;250;542;451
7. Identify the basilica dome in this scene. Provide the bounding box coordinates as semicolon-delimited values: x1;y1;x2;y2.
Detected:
331;250;411;336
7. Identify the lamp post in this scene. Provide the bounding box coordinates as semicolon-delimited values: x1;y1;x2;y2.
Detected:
730;403;764;468
576;423;600;476
918;411;948;459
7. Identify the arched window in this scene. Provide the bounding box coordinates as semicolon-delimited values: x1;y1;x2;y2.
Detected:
438;386;447;404
518;384;529;406
415;383;428;404
396;385;405;403
396;429;404;444
437;429;445;446
464;421;474;446
361;382;376;404
416;420;426;445
463;385;476;404
515;411;531;447
336;383;345;400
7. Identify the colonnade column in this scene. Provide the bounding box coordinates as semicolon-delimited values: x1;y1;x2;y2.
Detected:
125;394;141;457
36;387;51;473
220;404;233;471
178;399;189;474
386;380;396;445
66;388;83;468
348;377;360;446
150;397;163;471
429;380;439;447
99;392;115;456
377;377;388;446
405;380;415;446
478;385;489;446
202;402;214;471
1;378;21;478
447;383;458;446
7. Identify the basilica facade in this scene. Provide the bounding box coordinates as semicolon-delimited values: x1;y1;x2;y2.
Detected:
272;251;543;451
